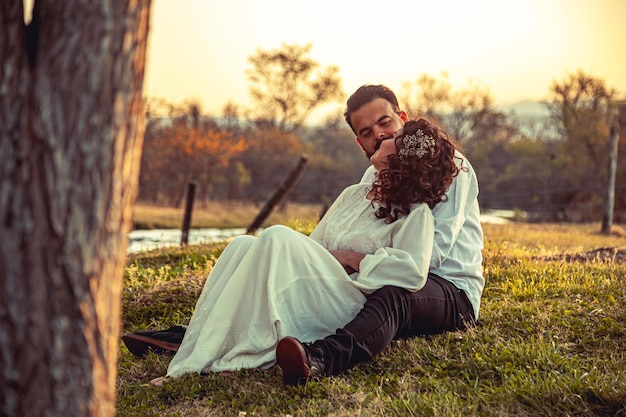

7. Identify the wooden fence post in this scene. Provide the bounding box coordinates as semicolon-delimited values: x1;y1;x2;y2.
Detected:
181;181;197;245
247;155;308;234
601;125;619;234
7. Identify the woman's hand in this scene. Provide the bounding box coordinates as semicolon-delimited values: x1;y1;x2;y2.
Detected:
329;249;366;274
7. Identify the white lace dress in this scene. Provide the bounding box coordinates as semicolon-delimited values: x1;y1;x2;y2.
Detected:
166;183;434;377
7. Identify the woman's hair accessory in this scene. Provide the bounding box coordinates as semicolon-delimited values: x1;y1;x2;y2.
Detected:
398;129;435;159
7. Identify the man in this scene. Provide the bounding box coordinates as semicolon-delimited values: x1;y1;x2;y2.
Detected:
275;84;484;386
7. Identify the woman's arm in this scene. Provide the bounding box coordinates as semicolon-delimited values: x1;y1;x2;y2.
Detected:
353;203;434;294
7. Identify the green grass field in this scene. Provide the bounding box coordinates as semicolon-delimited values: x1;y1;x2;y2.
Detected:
117;220;626;416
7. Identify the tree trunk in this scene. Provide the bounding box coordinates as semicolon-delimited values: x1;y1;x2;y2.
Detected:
0;1;150;416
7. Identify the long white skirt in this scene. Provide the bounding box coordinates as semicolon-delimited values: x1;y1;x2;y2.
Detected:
166;225;367;377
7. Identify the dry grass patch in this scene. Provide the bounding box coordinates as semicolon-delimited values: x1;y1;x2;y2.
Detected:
133;201;323;229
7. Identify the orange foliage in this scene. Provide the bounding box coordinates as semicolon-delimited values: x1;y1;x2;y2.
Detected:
166;125;249;166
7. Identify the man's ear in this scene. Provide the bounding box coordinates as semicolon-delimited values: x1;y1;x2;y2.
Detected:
399;111;408;122
355;137;366;152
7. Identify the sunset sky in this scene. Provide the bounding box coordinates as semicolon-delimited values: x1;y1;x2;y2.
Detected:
144;0;626;122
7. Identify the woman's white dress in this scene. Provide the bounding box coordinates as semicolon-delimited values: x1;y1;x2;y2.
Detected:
166;183;434;377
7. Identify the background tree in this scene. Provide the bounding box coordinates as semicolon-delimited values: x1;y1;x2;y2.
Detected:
237;127;306;204
489;139;557;214
546;70;618;220
246;43;344;133
294;116;371;205
0;2;150;416
400;72;451;122
136;103;371;208
139;100;249;206
446;80;497;144
400;72;503;145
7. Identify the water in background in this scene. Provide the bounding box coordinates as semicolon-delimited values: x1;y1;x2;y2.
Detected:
127;228;246;253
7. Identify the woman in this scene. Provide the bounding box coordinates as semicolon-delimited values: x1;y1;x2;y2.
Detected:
157;118;461;383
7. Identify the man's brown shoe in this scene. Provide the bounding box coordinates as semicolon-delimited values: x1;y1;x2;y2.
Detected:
122;325;186;357
276;336;324;386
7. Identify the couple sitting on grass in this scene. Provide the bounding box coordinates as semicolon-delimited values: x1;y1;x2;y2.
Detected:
125;84;485;387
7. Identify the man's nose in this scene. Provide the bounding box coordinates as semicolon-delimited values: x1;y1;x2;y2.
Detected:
374;128;388;140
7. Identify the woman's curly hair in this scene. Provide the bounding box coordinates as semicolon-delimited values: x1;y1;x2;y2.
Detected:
370;118;463;223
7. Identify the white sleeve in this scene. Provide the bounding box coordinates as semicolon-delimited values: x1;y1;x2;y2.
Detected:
429;155;479;269
353;204;434;294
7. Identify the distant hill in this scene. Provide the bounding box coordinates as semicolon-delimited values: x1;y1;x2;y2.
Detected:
497;100;551;118
496;100;558;139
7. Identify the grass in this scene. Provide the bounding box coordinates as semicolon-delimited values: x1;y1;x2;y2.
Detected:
117;220;626;416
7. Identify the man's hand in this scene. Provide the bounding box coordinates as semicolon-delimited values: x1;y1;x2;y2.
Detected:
329;249;366;274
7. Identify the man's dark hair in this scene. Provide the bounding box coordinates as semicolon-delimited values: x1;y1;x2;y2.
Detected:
344;84;401;133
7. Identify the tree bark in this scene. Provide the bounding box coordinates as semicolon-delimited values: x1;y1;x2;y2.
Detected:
0;1;151;416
